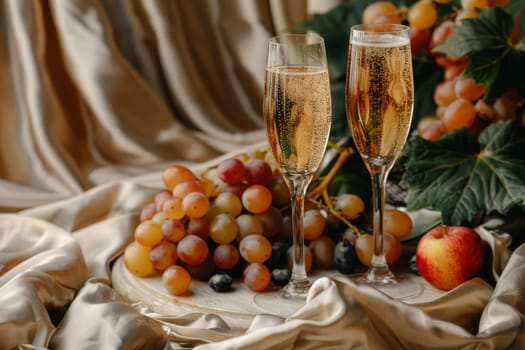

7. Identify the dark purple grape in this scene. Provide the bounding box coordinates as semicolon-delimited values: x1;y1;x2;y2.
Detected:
208;272;233;292
334;240;358;274
271;268;291;286
265;241;289;269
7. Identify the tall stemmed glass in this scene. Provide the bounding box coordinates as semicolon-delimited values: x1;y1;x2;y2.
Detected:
345;24;414;287
263;33;332;299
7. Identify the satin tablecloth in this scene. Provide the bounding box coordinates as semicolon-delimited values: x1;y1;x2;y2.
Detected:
1;150;524;350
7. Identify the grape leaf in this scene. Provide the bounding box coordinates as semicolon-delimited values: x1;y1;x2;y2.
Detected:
433;8;525;101
505;0;525;16
434;8;513;56
402;121;525;226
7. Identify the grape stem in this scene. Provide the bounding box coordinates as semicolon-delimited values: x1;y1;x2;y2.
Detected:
308;146;353;199
307;146;362;235
320;192;362;236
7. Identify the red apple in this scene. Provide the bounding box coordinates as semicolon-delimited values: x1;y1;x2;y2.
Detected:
415;226;485;291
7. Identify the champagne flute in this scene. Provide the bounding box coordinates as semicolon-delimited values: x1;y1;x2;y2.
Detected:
345;24;414;289
262;33;332;299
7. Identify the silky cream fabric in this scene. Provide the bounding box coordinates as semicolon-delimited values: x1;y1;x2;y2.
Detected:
0;150;523;349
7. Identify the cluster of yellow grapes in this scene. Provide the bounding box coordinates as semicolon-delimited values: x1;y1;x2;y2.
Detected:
362;0;523;141
123;149;414;296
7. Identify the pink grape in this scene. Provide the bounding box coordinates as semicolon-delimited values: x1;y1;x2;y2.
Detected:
185;255;217;281
243;263;271;292
217;158;245;185
161;218;185;243
186;216;210;239
140;202;157;222
220;183;248;198
154;190;172;211
244;159;273;185
149;241;178;271
177;235;209;265
255;206;283;238
213;244;240;270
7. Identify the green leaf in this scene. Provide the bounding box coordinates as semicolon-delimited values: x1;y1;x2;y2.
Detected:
434;8;513;57
505;0;525;16
412;59;442;128
462;50;502;99
403;121;525;226
433;8;525;101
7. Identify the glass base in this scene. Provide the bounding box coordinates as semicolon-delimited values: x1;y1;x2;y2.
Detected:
282;278;310;299
351;271;424;302
362;264;395;285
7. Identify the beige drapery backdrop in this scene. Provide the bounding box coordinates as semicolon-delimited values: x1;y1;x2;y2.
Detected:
2;1;524;350
0;0;339;212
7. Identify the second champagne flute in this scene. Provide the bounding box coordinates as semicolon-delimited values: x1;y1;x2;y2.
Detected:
345;24;414;288
263;33;332;299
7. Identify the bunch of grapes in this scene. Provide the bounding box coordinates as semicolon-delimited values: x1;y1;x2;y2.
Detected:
123;153;285;295
123;147;415;296
362;0;524;141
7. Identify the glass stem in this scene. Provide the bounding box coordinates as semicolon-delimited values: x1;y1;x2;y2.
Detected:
284;172;313;296
367;166;394;282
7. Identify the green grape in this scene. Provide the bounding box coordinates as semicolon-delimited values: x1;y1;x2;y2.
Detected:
209;213;239;244
214;192;243;217
236;214;264;242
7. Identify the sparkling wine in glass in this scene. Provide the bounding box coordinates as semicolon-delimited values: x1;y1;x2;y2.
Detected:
345;24;414;289
263;33;332;299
